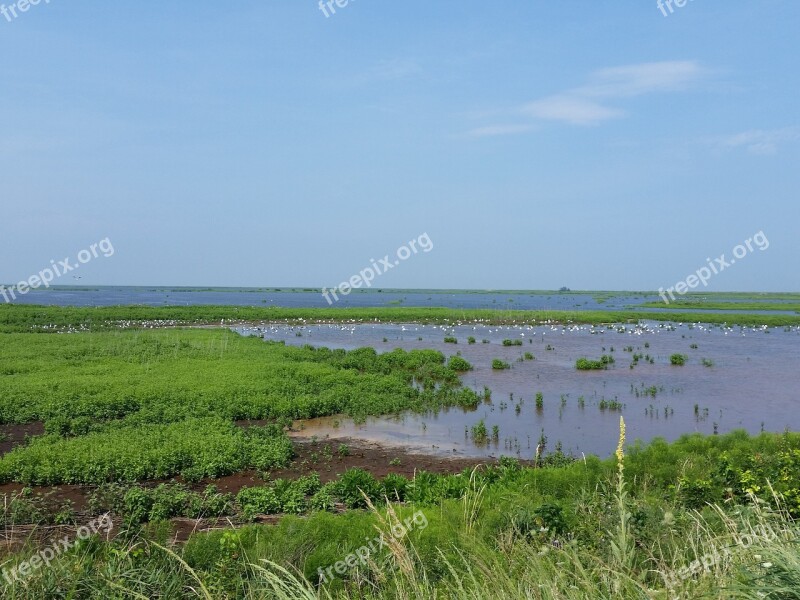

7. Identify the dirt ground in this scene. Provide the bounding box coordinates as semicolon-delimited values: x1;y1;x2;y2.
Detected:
1;436;524;547
0;422;45;455
0;437;507;509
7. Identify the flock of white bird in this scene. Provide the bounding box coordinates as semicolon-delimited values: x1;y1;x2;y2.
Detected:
238;321;794;341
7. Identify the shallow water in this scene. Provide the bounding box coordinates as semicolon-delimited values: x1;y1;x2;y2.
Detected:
237;321;800;459
9;286;797;313
5;287;634;309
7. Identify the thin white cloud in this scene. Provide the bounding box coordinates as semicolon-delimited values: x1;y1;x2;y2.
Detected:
466;124;535;138
526;60;705;126
522;95;624;126
715;127;800;155
463;60;706;134
577;61;705;98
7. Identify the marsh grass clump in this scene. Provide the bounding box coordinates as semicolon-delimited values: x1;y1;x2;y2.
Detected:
492;359;510;370
447;355;473;371
598;398;624;411
470;419;488;444
576;354;614;370
443;336;457;344
502;339;523;346
670;353;688;366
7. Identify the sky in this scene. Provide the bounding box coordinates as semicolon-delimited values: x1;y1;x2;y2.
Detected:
1;1;798;291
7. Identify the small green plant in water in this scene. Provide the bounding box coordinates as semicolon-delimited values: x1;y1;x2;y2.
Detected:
448;355;473;371
670;353;687;366
470;420;488;444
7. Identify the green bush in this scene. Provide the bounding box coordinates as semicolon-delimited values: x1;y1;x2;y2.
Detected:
447;355;473;371
237;486;281;520
575;355;614;370
382;473;409;501
309;485;336;512
333;468;382;509
670;353;688;366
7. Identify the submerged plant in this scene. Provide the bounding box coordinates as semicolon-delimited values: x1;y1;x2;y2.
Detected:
670;353;688;366
471;420;488;444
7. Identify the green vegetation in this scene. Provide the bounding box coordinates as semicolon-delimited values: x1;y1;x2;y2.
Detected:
443;336;457;344
502;339;523;346
491;359;510;370
3;303;800;333
470;419;488;444
598;399;623;411
576;355;614;370
0;418;292;485
640;300;800;312
670;353;688;366
447;355;473;371
3;306;800;598
0;329;480;485
4;431;800;598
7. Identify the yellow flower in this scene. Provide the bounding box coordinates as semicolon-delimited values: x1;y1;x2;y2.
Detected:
615;417;626;462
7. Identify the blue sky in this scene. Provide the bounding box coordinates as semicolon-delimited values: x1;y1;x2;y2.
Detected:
1;1;798;291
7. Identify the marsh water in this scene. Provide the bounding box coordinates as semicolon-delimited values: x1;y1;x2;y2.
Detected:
5;286;638;309
237;321;800;459
9;286;798;313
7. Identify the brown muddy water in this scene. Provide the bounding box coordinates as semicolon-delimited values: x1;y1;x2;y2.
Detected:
236;322;800;459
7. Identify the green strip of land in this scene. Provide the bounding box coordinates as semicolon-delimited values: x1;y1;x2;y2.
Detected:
639;300;800;312
2;304;800;332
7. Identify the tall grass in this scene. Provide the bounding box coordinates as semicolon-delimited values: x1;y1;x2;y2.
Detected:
3;471;798;598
